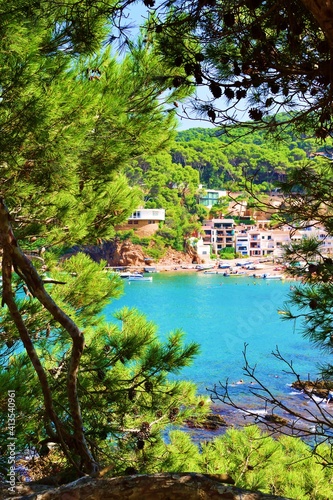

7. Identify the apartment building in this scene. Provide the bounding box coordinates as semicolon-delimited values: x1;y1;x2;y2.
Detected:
248;229;275;258
299;224;333;256
201;218;311;259
235;226;250;256
203;219;236;253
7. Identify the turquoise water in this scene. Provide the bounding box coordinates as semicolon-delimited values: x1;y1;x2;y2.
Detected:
104;273;325;402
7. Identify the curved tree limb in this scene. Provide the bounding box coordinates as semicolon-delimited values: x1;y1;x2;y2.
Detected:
0;198;98;474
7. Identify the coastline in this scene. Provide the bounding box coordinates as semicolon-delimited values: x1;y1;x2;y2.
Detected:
129;257;292;279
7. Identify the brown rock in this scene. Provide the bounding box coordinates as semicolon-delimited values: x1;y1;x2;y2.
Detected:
1;474;292;500
292;380;333;399
263;414;289;426
111;241;146;267
186;413;227;431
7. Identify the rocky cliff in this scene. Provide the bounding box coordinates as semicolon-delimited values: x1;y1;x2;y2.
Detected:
66;240;199;268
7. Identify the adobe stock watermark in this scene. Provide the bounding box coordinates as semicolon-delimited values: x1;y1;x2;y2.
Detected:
7;390;16;494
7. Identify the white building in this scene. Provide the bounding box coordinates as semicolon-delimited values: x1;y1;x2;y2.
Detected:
299;223;333;256
117;208;165;236
235;229;250;256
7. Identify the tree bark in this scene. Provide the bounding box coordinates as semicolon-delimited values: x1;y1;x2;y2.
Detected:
300;0;333;49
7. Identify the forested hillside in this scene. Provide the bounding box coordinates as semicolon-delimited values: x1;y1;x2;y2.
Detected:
172;121;333;190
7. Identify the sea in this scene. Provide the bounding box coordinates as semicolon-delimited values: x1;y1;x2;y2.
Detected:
104;272;330;440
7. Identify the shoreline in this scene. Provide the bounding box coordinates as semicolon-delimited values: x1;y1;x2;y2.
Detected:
111;257;295;280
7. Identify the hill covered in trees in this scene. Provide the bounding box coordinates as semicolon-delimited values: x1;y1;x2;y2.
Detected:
172;122;333;190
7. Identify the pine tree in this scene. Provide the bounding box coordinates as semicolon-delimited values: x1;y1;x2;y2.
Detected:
0;1;204;477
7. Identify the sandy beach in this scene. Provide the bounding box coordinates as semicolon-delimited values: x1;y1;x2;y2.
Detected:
142;257;287;278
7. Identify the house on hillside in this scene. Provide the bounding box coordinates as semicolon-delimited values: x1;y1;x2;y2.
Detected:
269;229;302;260
116;208;165;237
227;193;248;218
247;229;275;258
235;226;250;256
198;186;227;208
187;237;211;262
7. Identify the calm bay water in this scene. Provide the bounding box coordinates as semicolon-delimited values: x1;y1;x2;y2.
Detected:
105;273;325;408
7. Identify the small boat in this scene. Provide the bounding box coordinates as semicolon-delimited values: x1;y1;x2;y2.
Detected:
223;272;244;277
144;267;159;273
119;271;132;278
128;274;153;282
196;264;215;271
261;273;284;280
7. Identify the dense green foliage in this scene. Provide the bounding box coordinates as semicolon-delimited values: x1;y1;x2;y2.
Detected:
119;121;333;252
173;124;332;190
0;0;205;478
164;426;333;499
273;161;333;382
123;150;203;250
119;118;333;252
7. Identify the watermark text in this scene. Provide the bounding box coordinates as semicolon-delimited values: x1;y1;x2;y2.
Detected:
7;390;16;494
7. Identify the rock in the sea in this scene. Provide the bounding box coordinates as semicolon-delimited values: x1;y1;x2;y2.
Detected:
186;413;227;431
112;241;146;267
292;380;333;399
263;414;289;426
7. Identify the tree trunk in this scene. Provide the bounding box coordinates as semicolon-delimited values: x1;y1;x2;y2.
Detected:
301;0;333;49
